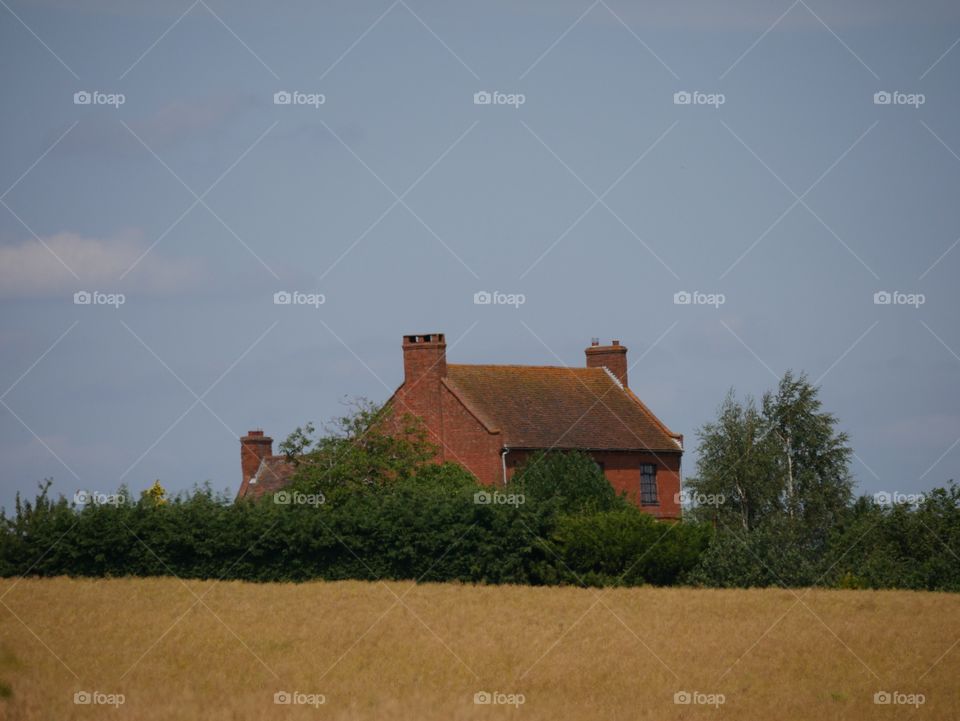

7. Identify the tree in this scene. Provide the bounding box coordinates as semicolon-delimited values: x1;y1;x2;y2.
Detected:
509;451;625;514
282;399;437;498
687;371;853;538
142;480;168;505
761;371;853;537
685;391;781;531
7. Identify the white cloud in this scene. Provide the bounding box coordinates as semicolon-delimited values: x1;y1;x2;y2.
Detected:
0;229;204;298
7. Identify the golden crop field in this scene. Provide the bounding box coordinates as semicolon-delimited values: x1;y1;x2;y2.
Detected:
0;577;957;720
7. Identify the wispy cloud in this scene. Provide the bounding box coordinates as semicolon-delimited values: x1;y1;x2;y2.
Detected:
0;229;204;298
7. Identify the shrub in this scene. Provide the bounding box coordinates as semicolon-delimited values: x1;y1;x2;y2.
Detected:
508;451;626;514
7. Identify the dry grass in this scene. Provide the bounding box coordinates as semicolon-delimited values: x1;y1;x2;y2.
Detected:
0;577;957;720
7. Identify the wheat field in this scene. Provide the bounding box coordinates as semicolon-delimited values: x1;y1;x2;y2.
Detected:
0;577;957;720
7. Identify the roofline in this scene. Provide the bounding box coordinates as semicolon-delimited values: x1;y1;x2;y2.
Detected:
441;377;501;434
621;385;683;447
386;381;503;436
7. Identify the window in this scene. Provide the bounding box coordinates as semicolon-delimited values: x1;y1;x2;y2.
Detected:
640;463;657;505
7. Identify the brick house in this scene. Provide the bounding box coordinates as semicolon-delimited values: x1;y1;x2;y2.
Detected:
237;332;683;519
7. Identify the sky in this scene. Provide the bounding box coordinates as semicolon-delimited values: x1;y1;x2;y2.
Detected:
1;0;959;510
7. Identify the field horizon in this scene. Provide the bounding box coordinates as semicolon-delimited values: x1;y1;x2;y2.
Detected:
0;577;956;719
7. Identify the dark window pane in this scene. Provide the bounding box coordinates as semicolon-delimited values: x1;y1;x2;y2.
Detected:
640;463;657;505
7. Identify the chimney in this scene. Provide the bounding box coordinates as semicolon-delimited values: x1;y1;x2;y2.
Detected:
400;333;447;454
586;339;628;387
402;333;447;390
240;430;273;485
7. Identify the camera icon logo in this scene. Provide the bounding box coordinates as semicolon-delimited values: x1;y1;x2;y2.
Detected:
873;491;892;505
474;691;492;704
74;691;92;704
474;91;492;105
873;291;892;305
274;491;291;505
74;490;91;505
274;91;292;105
874;691;892;704
873;91;892;105
74;290;92;305
473;290;492;305
673;91;692;105
274;691;292;704
673;291;692;305
474;491;492;505
274;291;292;305
674;690;692;704
74;91;92;105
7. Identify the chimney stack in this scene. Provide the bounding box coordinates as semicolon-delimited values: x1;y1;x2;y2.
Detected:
400;333;447;451
402;333;447;390
585;339;628;387
240;430;273;485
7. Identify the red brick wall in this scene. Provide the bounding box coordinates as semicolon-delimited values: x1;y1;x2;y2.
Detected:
392;368;503;486
438;383;503;484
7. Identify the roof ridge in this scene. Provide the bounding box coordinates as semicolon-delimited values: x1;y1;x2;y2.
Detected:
602;366;625;390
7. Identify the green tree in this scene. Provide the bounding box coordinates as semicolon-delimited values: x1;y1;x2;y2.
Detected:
687;371;853;535
761;371;853;537
509;450;625;514
685;390;781;531
282;399;437;499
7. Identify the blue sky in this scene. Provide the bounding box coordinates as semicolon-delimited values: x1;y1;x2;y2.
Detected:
1;0;959;508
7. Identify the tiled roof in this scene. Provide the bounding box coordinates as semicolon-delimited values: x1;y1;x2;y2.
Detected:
444;364;681;451
237;456;296;500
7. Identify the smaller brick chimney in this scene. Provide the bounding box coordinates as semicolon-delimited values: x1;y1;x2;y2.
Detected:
586;339;629;387
240;430;273;485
